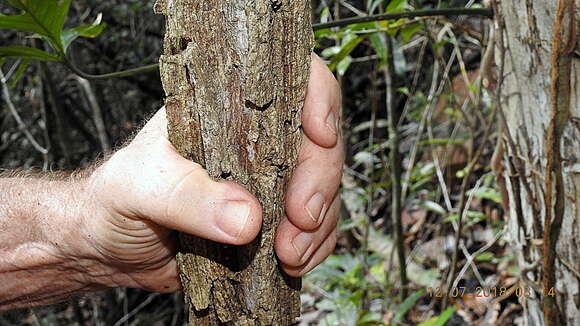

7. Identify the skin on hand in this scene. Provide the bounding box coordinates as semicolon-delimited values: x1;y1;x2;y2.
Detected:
82;54;344;292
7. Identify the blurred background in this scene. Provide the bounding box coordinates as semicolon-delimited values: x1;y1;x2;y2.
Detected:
1;0;517;325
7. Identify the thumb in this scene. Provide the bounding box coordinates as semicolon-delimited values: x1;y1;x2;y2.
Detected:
96;124;263;245
151;153;263;245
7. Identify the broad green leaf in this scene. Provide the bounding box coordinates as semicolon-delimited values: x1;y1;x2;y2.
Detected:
3;0;73;53
0;13;46;34
61;15;106;51
328;35;365;71
417;306;456;326
0;45;60;61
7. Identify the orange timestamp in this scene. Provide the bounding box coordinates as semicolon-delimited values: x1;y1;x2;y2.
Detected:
427;286;557;298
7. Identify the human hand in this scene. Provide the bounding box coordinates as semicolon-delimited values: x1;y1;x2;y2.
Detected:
82;54;344;292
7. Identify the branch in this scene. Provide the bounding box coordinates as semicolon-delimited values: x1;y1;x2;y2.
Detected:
312;8;494;30
63;58;158;80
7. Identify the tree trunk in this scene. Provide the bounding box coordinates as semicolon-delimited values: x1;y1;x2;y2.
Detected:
154;0;313;324
496;0;579;325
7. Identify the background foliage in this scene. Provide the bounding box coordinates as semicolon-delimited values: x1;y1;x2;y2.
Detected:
1;0;523;325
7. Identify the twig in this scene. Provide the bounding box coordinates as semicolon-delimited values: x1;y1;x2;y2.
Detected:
452;211;506;289
35;59;52;170
0;69;48;155
382;34;408;300
112;293;160;326
313;8;493;30
75;76;111;153
557;254;580;280
40;62;71;166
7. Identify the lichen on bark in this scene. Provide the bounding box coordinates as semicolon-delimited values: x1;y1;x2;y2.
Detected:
155;0;313;324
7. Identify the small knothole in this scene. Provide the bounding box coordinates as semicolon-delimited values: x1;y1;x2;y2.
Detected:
270;0;282;12
220;171;232;180
180;37;192;51
245;98;274;112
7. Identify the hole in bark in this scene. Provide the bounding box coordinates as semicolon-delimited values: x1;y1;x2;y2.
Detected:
245;98;274;112
270;0;282;12
180;37;192;51
220;171;232;179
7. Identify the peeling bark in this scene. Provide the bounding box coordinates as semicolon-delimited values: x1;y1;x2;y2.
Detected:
155;0;313;324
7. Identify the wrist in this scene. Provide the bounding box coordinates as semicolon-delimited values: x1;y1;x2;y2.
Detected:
71;174;125;290
0;174;115;309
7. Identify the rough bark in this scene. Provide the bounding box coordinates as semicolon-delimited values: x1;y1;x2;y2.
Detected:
154;0;313;324
496;0;579;325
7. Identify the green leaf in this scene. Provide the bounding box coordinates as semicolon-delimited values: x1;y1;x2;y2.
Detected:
3;0;73;53
394;290;424;321
314;28;333;40
386;0;410;13
401;23;423;43
358;311;382;325
336;55;352;76
0;13;46;34
417;306;456;326
321;45;341;58
0;46;61;61
61;14;106;51
419;200;446;215
320;7;330;23
469;187;502;204
475;252;495;262
328;35;365;71
369;33;387;62
367;0;385;15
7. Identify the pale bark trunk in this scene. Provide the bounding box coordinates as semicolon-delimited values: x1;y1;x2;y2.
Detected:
154;0;313;324
497;1;579;325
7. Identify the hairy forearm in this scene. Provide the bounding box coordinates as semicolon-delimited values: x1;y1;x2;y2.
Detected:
0;171;112;310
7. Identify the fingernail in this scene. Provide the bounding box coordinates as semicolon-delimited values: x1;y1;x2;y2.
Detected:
292;232;314;261
326;112;337;136
219;201;250;238
305;193;326;224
